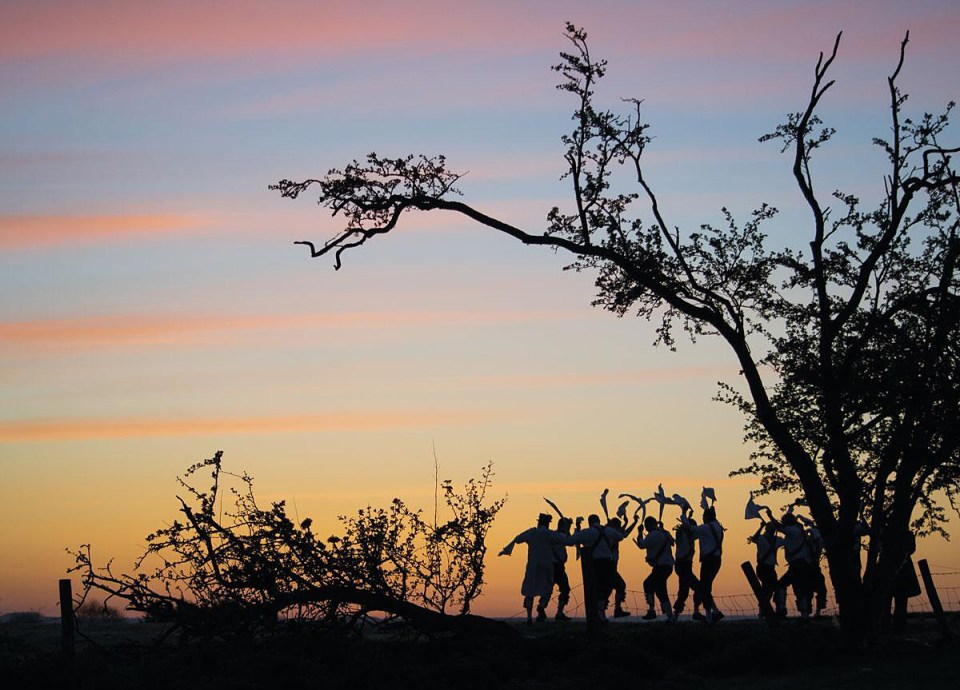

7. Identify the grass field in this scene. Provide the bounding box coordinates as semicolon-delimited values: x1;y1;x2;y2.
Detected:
2;613;958;689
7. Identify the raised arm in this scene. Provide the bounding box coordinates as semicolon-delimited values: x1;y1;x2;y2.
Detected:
621;513;640;538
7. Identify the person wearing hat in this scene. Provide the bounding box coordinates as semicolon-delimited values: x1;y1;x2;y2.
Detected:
499;512;568;624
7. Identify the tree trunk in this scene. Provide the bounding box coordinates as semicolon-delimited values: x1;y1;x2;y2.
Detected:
828;531;908;650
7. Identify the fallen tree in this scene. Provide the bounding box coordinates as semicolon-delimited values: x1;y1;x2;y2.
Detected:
69;451;513;638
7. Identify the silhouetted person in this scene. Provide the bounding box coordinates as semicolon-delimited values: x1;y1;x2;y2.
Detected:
551;516;574;621
608;515;639;618
672;515;703;620
635;516;675;621
567;513;625;623
772;512;813;620
798;515;827;618
684;506;724;622
499;512;567;624
885;529;921;634
750;520;787;617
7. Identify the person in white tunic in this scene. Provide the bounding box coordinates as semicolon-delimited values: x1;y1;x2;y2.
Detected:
499;513;568;624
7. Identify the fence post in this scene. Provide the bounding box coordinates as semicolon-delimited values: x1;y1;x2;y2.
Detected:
59;578;75;663
917;559;952;640
741;561;778;626
579;550;599;635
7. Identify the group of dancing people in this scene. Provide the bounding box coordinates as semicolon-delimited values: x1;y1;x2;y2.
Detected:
499;487;835;625
747;500;828;621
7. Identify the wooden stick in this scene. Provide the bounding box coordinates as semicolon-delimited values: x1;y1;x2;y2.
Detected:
58;579;75;663
917;559;952;640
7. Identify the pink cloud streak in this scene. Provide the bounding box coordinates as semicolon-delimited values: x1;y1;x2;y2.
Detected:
0;1;555;65
0;309;582;348
4;2;955;72
455;367;733;390
0;410;498;442
0;214;214;250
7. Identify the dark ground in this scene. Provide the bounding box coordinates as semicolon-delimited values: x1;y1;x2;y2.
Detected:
2;613;958;689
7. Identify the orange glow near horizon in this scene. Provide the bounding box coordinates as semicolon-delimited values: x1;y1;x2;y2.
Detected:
4;468;958;618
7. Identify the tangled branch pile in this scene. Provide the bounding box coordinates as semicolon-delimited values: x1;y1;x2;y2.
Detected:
69;451;509;637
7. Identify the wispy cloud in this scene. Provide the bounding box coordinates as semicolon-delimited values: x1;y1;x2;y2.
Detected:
0;410;499;442
0;214;214;250
0;309;581;349
5;2;955;69
455;366;733;391
0;1;556;67
3;2;954;117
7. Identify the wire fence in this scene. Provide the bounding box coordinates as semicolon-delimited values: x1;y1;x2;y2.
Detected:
503;567;960;621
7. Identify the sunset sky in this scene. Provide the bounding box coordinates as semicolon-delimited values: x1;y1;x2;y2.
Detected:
2;0;959;617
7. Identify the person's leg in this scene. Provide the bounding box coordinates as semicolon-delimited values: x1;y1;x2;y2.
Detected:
800;563;813;618
613;570;630;617
554;563;571;621
892;594;908;633
594;559;615;621
813;566;827;616
673;561;690;615
787;562;810;619
656;566;672;616
699;558;716;610
536;591;550;622
773;567;788;617
700;556;723;621
642;569;657;619
691;571;703;617
757;564;777;616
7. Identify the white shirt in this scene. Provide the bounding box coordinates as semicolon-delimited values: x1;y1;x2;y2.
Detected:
551;529;570;564
756;533;783;567
636;528;675;566
691;520;724;560
567;525;623;560
674;527;695;562
781;525;810;563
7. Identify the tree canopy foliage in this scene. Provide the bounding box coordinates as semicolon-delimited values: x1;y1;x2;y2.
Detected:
271;24;959;642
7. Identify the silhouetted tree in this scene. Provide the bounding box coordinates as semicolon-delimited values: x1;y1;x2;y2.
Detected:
69;451;509;638
271;25;959;646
